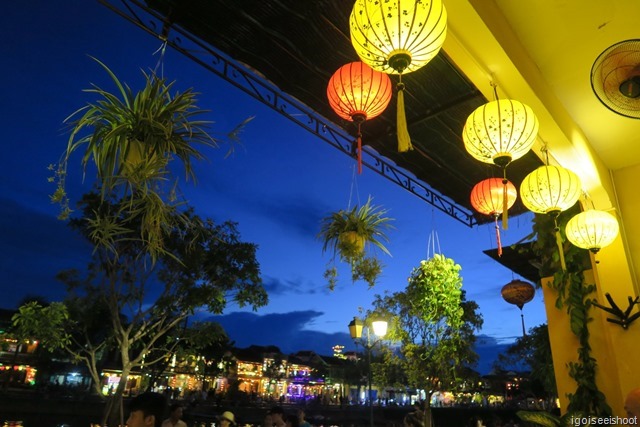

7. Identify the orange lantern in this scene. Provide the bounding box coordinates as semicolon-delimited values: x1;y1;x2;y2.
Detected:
327;62;392;173
470;178;517;256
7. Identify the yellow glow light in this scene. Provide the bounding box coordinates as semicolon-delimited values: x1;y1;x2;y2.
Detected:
565;210;619;253
520;165;581;214
349;0;447;74
463;99;539;167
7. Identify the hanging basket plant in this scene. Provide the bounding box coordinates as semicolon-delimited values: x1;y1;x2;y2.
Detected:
319;197;393;289
50;57;252;261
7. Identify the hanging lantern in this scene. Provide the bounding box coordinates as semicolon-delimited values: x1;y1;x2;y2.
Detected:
463;99;539;168
350;0;447;153
565;209;619;254
501;279;535;336
520;165;582;270
470;178;517;256
463;98;538;229
327;62;393;174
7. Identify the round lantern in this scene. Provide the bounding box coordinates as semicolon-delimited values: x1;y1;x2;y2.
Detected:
520;165;581;215
470;178;517;216
327;62;392;174
565;210;619;254
463;99;539;169
471;178;517;257
349;0;447;153
520;164;582;270
349;0;447;75
501;279;535;336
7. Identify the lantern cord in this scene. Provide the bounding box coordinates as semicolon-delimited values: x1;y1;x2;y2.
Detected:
357;123;363;175
495;216;503;257
520;309;527;337
491;81;499;102
554;219;567;271
396;76;412;152
502;169;509;230
347;163;361;210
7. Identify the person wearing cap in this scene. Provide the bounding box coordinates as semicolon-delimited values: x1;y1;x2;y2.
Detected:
220;410;237;427
161;403;187;427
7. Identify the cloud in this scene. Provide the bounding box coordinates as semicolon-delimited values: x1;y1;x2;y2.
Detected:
204;310;353;355
190;170;329;239
251;196;328;238
262;276;322;297
473;334;516;374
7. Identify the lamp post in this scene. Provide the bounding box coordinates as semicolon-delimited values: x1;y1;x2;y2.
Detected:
348;316;387;427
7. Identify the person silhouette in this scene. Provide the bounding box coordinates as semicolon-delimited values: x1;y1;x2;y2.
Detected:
625;388;640;418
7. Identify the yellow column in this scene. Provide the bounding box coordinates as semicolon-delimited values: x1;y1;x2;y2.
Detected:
542;160;640;416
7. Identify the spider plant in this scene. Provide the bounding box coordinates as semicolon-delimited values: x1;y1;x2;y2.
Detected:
319;197;393;289
319;197;393;259
51;57;251;261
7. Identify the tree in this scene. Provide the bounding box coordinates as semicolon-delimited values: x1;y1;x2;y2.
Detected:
21;58;262;426
371;254;483;426
495;323;557;399
13;196;266;425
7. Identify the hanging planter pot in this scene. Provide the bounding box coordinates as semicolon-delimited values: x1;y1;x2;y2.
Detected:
338;231;366;257
319;197;393;289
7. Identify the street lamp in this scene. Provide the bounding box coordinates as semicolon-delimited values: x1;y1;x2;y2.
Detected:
348;316;387;427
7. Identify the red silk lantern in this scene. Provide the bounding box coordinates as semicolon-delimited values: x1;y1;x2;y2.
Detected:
327;62;392;173
470;178;517;256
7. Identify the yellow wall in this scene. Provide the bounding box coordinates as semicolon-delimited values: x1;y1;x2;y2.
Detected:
543;267;640;416
612;164;640;296
543;159;640;417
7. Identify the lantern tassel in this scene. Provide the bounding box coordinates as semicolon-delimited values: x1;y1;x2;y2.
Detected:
502;176;509;230
554;224;567;271
356;128;363;175
495;216;503;257
396;79;412;152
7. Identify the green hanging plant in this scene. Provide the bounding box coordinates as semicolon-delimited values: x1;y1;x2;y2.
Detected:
318;196;393;289
50;57;251;261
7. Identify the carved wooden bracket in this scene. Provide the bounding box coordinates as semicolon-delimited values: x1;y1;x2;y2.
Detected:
592;293;640;329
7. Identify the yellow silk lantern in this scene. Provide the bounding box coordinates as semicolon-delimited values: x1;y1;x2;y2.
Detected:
520;165;582;270
463;98;538;229
349;0;447;153
565;210;619;254
463;99;539;168
520;165;581;215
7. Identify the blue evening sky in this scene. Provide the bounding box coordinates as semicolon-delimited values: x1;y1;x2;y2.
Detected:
0;1;546;373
